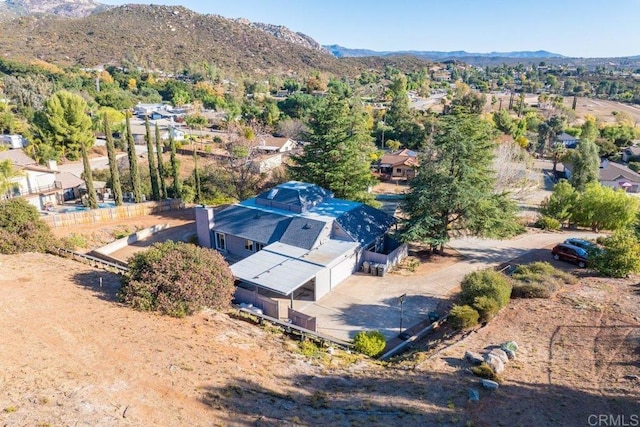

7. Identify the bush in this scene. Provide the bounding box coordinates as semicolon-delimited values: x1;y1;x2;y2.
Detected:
590;232;640;278
629;162;640;173
473;295;500;322
353;330;386;357
535;215;561;231
448;304;480;330
471;362;502;382
0;198;56;254
119;241;235;317
460;269;512;309
511;284;551;299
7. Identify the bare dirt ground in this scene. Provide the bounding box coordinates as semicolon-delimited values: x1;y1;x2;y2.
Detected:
2;245;638;425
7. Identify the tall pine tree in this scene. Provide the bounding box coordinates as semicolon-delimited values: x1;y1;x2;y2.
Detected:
125;113;144;203
104;115;123;206
289;86;377;203
155;123;167;199
144;116;160;200
401;112;521;251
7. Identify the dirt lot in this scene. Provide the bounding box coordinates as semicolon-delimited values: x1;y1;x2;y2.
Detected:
1;239;638;426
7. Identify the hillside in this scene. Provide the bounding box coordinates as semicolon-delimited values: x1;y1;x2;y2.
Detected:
0;0;109;21
0;4;358;76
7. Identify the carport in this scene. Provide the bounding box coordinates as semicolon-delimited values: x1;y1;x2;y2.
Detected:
230;248;324;308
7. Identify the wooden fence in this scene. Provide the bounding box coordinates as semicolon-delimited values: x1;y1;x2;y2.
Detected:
42;199;185;228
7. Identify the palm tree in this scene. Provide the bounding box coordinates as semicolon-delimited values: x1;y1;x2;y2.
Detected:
0;159;22;199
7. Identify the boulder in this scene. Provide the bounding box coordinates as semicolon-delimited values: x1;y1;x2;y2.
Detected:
504;348;516;360
484;353;505;374
489;348;509;365
501;341;518;353
481;379;499;390
468;388;480;401
465;351;484;365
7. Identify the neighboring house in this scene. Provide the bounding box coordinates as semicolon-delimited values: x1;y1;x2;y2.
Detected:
0;150;62;210
564;160;640;193
195;181;406;306
161;126;186;141
133;103;172;117
622;144;640;163
250;153;283;173
55;171;85;201
555;132;580;149
375;148;419;180
1;134;27;149
254;136;297;153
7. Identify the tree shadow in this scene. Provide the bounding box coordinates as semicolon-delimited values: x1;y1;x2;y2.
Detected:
71;270;122;302
197;365;640;426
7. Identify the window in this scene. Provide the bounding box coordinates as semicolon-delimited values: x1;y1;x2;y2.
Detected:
244;240;254;251
215;232;226;250
256;243;265;251
396;168;402;174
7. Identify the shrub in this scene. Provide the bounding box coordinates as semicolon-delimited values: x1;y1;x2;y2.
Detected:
460;269;512;309
119;241;235;317
628;162;640;173
353;330;386;357
448;304;480;330
511;284;551;299
471;362;502;382
299;340;322;358
58;233;88;250
472;295;500;322
0;198;56;254
535;215;561;231
590;232;640;278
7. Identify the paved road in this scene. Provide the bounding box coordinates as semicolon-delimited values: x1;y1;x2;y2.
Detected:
299;229;602;341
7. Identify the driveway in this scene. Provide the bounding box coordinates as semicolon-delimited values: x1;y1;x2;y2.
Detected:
297;229;602;342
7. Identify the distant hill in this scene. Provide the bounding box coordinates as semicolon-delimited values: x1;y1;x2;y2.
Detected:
326;44;565;60
232;19;328;53
0;4;359;76
0;0;110;21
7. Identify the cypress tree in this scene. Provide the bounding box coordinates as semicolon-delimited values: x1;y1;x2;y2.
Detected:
125;113;144;203
80;141;98;209
169;132;181;198
104;115;123;206
193;145;201;203
144;116;160;200
155;123;167;199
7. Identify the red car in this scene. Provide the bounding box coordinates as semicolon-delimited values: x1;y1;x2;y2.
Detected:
552;243;588;268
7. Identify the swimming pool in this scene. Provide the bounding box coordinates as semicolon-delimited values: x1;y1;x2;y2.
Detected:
60;202;117;213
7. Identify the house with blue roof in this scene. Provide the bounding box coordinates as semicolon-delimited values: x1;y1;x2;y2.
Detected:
195;181;406;311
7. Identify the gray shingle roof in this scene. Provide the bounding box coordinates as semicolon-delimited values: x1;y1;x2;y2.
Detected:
0;149;36;166
599;161;640;182
279;217;325;250
213;205;291;244
336;204;396;247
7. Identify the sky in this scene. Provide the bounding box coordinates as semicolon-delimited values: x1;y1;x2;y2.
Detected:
100;0;640;58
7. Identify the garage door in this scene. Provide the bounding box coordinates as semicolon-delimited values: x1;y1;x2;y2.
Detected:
330;253;357;288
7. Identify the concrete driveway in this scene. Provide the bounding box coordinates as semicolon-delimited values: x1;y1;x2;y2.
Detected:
297;230;602;342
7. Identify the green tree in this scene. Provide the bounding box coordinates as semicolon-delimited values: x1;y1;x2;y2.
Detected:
590;232;640;278
125;113;144;203
540;180;578;227
401;113;520;250
144;116;160;200
33;90;94;161
580;116;599;143
289;89;377;203
119;241;235;317
0;159;22;197
155;124;167;199
103;115;123;206
572;182;638;232
0;198;55;254
80;140;98;209
352;330;386;357
193;145;201;203
568;138;600;191
169;132;182;198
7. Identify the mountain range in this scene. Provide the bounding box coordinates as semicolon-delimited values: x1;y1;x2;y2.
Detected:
0;0;636;76
325;45;565;60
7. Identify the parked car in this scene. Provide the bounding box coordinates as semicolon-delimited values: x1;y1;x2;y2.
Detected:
564;238;600;253
552;243;588;268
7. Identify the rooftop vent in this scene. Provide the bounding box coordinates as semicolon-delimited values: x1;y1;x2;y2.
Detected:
302;223;311;230
266;188;279;200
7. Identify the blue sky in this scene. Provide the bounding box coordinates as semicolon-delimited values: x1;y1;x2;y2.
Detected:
100;0;640;57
